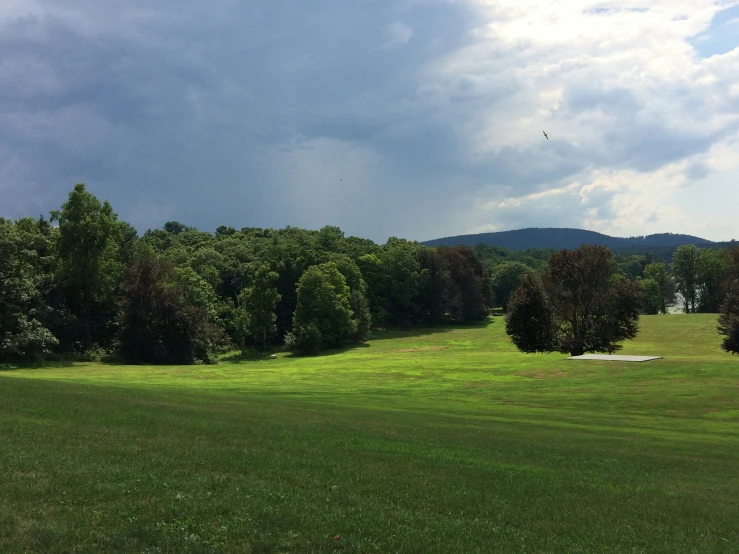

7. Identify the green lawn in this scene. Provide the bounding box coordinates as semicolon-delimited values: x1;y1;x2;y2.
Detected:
1;314;738;553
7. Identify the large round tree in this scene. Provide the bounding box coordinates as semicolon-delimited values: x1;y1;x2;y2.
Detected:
505;245;642;356
288;262;357;355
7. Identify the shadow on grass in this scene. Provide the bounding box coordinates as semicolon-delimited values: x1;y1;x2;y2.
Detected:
219;352;283;364
370;318;495;341
264;319;496;361
2;319;498;369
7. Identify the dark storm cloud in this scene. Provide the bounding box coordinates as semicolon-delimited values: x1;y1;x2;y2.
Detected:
1;0;738;242
0;0;484;238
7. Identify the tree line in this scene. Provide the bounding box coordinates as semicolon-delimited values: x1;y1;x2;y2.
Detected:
478;242;737;316
2;184;738;364
503;243;739;356
1;184;490;364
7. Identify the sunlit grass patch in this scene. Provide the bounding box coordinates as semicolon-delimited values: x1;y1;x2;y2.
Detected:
1;314;738;553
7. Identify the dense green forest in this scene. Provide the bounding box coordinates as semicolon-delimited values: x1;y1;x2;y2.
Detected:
2;184;737;364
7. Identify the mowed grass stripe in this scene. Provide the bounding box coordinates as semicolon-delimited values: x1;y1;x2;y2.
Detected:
1;314;738;553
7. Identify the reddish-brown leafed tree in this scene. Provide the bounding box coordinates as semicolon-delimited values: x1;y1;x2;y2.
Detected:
718;246;739;354
118;253;219;364
506;245;642;356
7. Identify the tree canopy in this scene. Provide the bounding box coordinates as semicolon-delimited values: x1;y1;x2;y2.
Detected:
506;245;642;356
3;183;739;364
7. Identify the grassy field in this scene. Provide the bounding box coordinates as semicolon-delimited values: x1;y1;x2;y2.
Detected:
1;314;738;553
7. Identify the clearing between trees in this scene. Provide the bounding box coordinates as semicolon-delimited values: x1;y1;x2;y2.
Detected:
1;314;738;553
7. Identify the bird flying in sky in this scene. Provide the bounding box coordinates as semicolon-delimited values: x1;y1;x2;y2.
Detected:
543;130;549;140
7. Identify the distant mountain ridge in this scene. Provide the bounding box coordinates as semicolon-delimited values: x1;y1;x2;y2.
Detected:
421;228;715;251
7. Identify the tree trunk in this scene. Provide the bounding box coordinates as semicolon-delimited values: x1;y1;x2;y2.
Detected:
84;292;92;351
262;326;267;352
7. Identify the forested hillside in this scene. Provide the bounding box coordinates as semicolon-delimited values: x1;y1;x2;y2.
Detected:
423;227;714;251
3;184;737;365
1;185;491;364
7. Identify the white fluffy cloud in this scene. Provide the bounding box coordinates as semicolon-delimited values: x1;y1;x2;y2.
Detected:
429;0;739;240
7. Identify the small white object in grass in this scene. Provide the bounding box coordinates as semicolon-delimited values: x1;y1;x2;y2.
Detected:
270;354;277;359
567;354;662;362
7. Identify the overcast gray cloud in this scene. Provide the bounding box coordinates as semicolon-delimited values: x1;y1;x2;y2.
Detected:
1;0;739;242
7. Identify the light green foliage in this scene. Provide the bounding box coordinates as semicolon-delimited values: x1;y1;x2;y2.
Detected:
140;229;174;253
316;225;345;252
323;252;364;292
291;262;356;354
0;220;58;362
324;253;372;341
349;288;372;342
637;277;661;315
1;318;58;362
240;265;281;351
490;261;534;311
174;266;221;323
188;247;224;290
643;261;673;314
2;315;738;552
356;253;388;325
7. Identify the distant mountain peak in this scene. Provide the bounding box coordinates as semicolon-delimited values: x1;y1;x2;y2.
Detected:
421;228;714;251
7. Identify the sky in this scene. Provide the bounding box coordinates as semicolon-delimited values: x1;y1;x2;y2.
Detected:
1;0;739;243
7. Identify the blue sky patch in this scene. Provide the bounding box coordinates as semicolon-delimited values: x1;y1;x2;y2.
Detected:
687;5;739;58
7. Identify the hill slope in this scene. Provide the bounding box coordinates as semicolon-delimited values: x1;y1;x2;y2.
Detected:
421;228;714;251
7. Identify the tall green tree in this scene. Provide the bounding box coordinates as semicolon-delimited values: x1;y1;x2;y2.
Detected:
349;288;372;342
490;261;534;312
379;238;421;326
240;265;282;351
696;248;725;313
0;220;59;362
506;245;641;356
356;253;388;325
637;277;661;315
51;184;128;350
671;245;700;313
323;253;372;340
288;262;356;355
642;262;673;314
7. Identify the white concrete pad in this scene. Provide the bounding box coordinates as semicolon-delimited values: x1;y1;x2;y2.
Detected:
567;354;662;362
